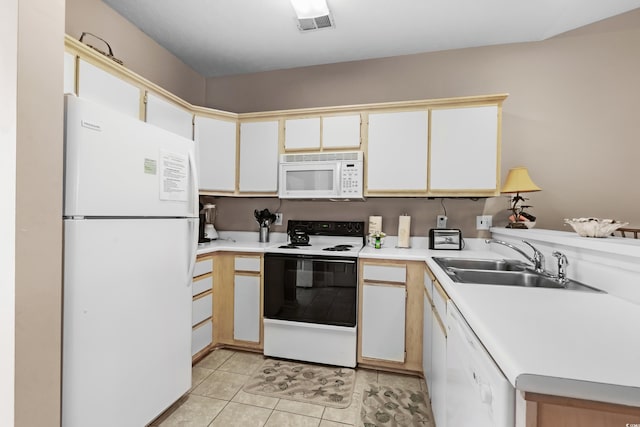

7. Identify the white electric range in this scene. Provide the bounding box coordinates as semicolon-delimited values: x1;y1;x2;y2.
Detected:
263;220;366;367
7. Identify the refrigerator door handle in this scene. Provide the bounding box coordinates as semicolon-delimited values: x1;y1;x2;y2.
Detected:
187;218;198;286
188;149;199;218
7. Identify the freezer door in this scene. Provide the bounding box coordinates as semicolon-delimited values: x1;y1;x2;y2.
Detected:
62;218;193;427
64;95;198;218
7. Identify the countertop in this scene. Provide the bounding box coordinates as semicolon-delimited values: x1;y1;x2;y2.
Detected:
194;229;640;406
196;231;287;255
426;256;640;407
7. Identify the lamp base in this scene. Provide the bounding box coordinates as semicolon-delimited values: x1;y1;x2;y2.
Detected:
506;222;529;229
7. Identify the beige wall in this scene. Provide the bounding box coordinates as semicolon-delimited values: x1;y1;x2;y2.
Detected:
2;0;65;426
205;10;640;231
203;196;490;240
65;0;206;105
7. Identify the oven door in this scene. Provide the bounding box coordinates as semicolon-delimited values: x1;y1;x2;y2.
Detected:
264;253;357;327
278;162;340;199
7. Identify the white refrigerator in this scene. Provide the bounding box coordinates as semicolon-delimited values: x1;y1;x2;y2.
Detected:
62;95;198;427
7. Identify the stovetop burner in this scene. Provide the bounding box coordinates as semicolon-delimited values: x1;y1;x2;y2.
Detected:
278;243;312;249
266;220;365;257
323;244;354;252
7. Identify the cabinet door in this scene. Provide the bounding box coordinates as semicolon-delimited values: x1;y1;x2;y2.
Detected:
423;286;434;395
233;274;260;342
284;117;320;150
361;283;406;362
322;115;361;149
192;321;212;357
77;59;141;119
239;121;279;192
64;52;76;94
430;106;499;192
145;92;193;140
194;115;237;192
367;111;428;192
431;309;447;427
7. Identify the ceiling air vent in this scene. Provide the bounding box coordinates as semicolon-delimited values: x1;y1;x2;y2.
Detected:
297;14;334;32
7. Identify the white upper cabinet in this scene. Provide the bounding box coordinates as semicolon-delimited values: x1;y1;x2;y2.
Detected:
322;114;361;149
284;117;320;151
145;92;193;140
194;116;237;192
64;52;76;95
239;121;279;193
77;59;141;119
367;110;428;193
430;106;499;192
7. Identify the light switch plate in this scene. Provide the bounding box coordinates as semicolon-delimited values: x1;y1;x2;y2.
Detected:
476;215;492;230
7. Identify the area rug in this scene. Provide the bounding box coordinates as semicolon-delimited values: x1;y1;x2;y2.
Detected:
242;358;356;408
360;385;433;426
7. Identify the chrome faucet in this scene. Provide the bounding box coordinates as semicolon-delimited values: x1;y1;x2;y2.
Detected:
485;239;546;273
552;251;569;283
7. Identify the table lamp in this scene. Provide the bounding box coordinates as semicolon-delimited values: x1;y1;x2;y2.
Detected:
501;167;541;229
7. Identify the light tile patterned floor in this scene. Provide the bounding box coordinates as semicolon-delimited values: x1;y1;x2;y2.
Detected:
151;348;432;427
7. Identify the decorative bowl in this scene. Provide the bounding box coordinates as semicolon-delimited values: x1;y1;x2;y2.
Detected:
564;218;628;238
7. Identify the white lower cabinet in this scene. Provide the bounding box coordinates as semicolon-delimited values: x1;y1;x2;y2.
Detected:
430;275;449;427
423;272;434;394
361;283;406;362
191;254;214;360
432;309;447;427
192;321;213;357
233;274;261;343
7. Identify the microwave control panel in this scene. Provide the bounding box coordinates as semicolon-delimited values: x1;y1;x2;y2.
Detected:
341;161;363;196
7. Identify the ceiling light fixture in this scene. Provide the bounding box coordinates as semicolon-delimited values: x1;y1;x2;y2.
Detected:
290;0;334;31
289;0;330;19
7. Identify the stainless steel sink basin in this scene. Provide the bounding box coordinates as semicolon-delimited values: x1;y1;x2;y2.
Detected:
447;269;604;292
433;257;529;271
432;257;604;293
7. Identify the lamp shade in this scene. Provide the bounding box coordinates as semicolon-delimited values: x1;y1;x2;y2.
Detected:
501;167;541;193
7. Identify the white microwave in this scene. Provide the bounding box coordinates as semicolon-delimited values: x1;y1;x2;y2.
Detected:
278;151;364;199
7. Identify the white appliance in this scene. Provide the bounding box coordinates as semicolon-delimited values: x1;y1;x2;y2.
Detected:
62;95;198;427
446;302;515;427
278;151;363;199
263;220;365;367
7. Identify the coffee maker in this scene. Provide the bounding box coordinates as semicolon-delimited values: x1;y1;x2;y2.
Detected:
201;203;218;241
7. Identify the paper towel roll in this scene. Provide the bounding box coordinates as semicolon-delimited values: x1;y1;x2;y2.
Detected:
369;216;382;234
397;215;411;248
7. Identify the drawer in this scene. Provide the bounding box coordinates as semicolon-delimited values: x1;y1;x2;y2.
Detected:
363;263;406;283
424;268;434;300
234;256;261;272
432;279;449;319
192;292;212;326
192;274;212;296
193;257;213;277
191;320;212;356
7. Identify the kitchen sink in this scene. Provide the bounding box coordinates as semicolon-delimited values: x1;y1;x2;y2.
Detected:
433;257;528;271
433;257;605;293
448;269;603;292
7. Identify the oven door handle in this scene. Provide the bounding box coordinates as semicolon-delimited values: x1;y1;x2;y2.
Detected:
300;258;356;264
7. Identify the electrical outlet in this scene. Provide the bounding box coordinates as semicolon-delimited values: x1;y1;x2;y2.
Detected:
274;213;283;226
436;215;448;229
476;215;492;230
